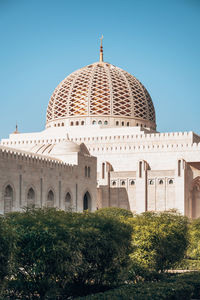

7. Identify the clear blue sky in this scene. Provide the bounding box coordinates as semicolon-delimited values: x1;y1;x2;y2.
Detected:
0;0;199;138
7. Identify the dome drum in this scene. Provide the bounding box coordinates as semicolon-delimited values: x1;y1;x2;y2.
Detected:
46;116;156;130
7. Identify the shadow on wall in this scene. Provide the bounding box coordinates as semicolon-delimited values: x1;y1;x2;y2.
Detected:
110;187;130;210
97;186;130;210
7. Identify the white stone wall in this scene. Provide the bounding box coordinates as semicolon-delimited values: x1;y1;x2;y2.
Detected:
0;147;97;214
1;125;200;218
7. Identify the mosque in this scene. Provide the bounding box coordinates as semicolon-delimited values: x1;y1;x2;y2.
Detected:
1;40;200;218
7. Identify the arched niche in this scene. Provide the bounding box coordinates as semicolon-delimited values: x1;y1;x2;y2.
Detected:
27;187;35;207
65;192;72;210
4;184;13;213
47;190;54;208
83;191;91;211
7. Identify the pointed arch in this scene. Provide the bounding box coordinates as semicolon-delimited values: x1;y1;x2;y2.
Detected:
190;177;200;219
83;191;92;211
27;187;35;207
4;184;13;213
65;192;72;210
47;189;55;208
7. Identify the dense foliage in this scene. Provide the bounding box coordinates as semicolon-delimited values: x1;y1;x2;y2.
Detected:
1;207;200;299
0;215;14;293
3;208;132;299
127;211;189;272
75;280;194;300
187;218;200;260
167;272;200;299
6;209;82;299
95;207;133;218
76;272;200;300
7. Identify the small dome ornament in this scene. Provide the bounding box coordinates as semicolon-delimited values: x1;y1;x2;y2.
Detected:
13;123;19;134
99;34;103;62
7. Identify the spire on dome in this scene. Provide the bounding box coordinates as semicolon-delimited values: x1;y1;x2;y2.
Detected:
13;122;19;134
99;35;103;62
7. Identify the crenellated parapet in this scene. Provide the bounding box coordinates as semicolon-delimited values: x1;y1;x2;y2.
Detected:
0;146;77;172
85;141;200;154
69;130;200;145
2;131;200;148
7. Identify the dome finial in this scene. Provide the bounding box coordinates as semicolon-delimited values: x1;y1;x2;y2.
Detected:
13;122;19;134
99;34;103;62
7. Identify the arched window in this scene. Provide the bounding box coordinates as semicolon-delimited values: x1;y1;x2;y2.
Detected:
169;179;173;184
62;122;64;126
116;121;119;126
127;122;130;126
81;121;84;125
112;181;116;186
27;187;35;207
122;121;124;126
4;185;13;213
65;192;72;210
102;163;105;179
85;166;87;177
159;179;164;185
83;191;91;211
121;180;125;186
104;120;108;125
76;121;79;126
149;179;154;185
130;180;135;186
98;120;102;125
47;190;54;208
70;121;74;126
88;167;91;178
92;120;96;125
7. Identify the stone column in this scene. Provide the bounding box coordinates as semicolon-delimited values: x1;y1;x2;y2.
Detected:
135;160;148;213
175;159;186;215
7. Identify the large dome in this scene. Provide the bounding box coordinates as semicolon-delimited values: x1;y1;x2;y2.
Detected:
46;60;156;130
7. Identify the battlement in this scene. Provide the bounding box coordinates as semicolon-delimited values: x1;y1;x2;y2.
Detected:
70;131;198;144
0;146;76;171
1;130;200;157
86;142;200;154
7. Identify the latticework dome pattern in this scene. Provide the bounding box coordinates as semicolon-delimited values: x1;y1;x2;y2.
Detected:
46;62;156;128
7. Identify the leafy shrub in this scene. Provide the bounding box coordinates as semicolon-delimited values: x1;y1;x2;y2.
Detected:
167;272;200;299
176;258;200;270
75;280;193;300
95;207;133;218
5;208;83;299
127;211;189;272
0;215;14;294
4;208;133;299
126;260;166;283
187;218;200;260
68;211;133;287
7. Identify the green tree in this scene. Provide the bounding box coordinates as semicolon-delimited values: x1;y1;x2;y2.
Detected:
6;208;83;299
95;207;133;219
70;212;133;287
187;218;200;260
4;208;133;299
127;211;189;272
0;215;14;294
